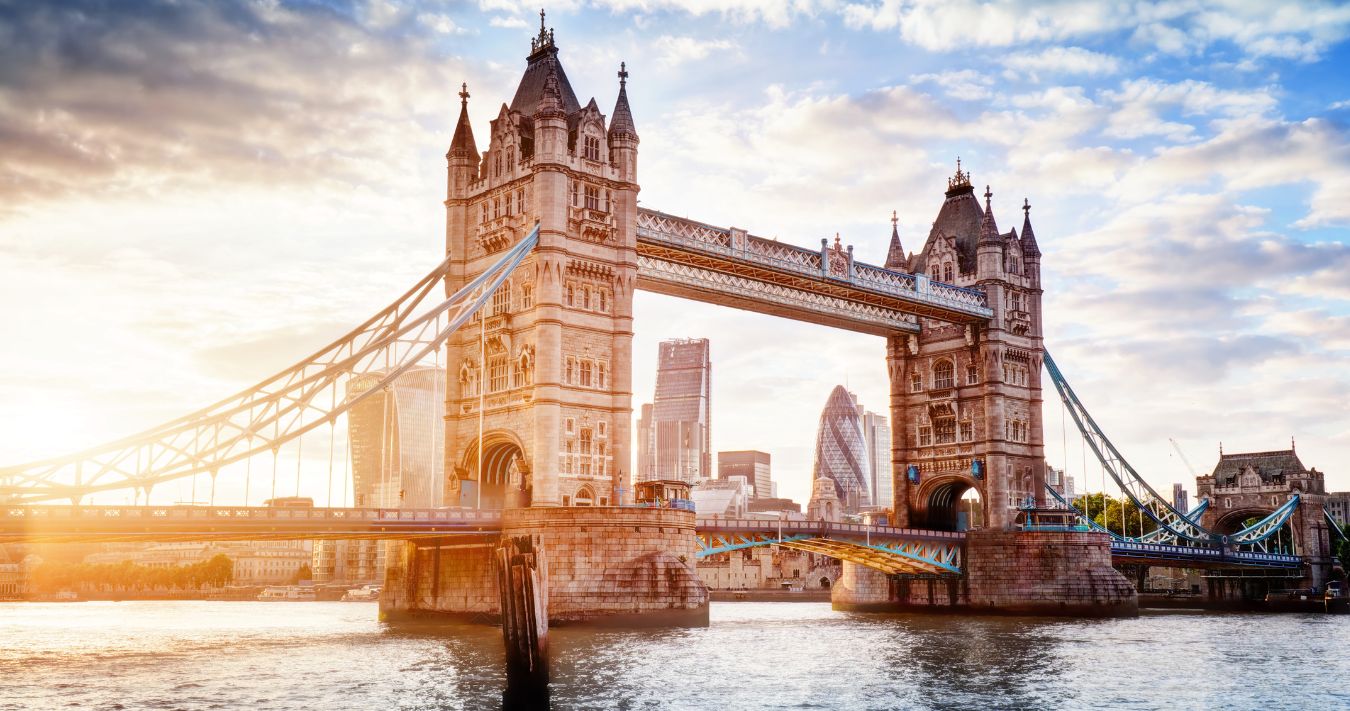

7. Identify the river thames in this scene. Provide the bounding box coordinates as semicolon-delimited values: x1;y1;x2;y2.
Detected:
2;601;1346;710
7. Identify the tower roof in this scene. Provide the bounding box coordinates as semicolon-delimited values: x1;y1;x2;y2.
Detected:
609;61;637;138
918;159;984;273
509;11;581;116
447;82;478;160
1020;198;1041;257
884;210;906;270
977;185;1001;245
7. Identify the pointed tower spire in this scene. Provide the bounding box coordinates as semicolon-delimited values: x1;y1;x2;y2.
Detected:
447;82;478;161
884;210;906;270
978;185;1000;245
536;59;564;116
609;61;637;139
1020;197;1041;257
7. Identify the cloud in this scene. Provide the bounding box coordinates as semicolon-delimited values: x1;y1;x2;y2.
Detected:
1003;47;1121;81
650;35;739;68
490;15;529;28
910;69;994;101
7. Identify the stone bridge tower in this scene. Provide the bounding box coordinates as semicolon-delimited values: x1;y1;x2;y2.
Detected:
886;163;1045;531
442;19;639;510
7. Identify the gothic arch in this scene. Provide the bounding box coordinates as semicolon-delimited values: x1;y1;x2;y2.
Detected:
459;429;530;509
915;474;982;532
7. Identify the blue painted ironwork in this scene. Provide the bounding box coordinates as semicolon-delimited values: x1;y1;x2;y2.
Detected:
694;518;963;575
907;465;920;484
971;459;984;479
1044;349;1304;550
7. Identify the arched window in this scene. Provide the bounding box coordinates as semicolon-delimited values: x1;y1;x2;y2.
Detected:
933;360;955;389
582;286;591;310
580;360;593;387
943;263;953;282
597;361;607;389
910;373;922;392
574;486;594;506
566;284;575;307
965;364;979;385
491;281;510;316
598;290;607;312
517;283;533;310
505;190;513;215
487;342;508;392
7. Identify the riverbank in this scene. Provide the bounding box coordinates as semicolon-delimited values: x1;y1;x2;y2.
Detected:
709;589;832;602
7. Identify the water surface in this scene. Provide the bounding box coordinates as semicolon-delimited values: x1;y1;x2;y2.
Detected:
2;601;1346;710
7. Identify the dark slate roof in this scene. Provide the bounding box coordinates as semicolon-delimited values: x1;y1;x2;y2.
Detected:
1021;202;1041;257
918;183;983;274
1210;449;1307;483
447;99;478;160
510;46;581;117
884;221;906;270
610;81;636;137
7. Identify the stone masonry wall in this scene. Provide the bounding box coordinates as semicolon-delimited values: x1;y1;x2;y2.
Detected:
381;506;708;626
833;530;1137;617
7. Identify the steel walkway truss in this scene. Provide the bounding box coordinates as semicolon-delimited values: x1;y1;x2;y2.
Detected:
694;519;963;575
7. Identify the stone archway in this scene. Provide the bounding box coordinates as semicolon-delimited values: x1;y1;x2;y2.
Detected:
460;432;529;510
918;476;983;532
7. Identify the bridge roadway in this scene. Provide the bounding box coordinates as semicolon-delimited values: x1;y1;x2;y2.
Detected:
1;506;1304;572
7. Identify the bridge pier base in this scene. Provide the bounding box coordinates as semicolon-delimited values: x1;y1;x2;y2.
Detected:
381;507;709;626
832;530;1138;617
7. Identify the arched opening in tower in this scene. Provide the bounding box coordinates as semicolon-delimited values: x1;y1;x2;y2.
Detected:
1215;508;1295;555
463;440;528;510
925;482;984;532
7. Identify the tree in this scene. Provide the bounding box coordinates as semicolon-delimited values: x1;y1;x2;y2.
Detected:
289;564;312;584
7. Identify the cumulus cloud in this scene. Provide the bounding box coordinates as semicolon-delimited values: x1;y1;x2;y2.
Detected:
1003;47;1121;81
651;35;739;68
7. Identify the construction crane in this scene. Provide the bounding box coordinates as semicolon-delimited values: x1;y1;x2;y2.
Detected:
1169;438;1200;477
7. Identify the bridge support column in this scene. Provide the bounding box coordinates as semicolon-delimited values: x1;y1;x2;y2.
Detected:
381;507;709;626
833;530;1137;617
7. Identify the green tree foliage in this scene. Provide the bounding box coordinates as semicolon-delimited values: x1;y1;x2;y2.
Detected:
289;563;312;585
1071;493;1159;538
31;554;234;593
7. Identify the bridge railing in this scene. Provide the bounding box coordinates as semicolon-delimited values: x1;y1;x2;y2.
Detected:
694;517;965;541
3;505;505;524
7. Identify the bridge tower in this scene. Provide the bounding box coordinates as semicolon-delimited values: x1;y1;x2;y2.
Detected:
442;18;639;510
887;163;1045;531
1196;447;1334;589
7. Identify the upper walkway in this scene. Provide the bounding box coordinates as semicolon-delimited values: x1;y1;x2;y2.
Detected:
635;208;993;334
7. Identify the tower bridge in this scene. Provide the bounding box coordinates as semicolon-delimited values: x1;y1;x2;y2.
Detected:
1;17;1341;621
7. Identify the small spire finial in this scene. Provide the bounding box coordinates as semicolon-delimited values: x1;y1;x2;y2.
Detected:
618;61;628;87
1291;435;1296;451
891;210;898;228
459;82;469;106
1023;197;1030;216
540;7;546;33
984;185;992;203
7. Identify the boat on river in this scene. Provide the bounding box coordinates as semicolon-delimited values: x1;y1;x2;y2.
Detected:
341;584;381;602
257;585;316;601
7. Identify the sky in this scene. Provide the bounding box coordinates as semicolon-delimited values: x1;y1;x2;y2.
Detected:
2;0;1350;508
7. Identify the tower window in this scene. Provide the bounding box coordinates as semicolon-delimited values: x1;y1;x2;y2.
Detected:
918;425;932;447
566;284;575;307
571;181;578;207
488;350;509;392
960;421;973;442
584;185;600;211
580;360;593;387
517;283;533;310
598;290;607;312
933;360;954;390
506;191;513;215
934;418;956;444
965;364;979;385
943;263;953;282
491;282;510;316
583;135;601;161
910;373;922;393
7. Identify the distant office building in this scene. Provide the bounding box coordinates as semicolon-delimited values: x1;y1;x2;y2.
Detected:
312;539;381;584
639;338;712;484
1173;483;1190;513
747;497;801;515
859;410;891;509
810;385;872;513
719;450;771;499
1046;466;1076;499
691;476;749;518
1326;491;1350;526
636;403;655;483
347;366;446;508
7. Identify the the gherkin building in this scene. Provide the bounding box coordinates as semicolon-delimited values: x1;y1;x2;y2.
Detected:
811;385;872;513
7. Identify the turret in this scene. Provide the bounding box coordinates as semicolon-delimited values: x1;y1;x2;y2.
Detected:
976;185;1003;280
608;62;639;182
447;83;479;199
1020;198;1041;284
884;210;906;270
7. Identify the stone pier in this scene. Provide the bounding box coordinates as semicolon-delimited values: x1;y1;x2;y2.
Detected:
833;530;1138;617
381;506;709;626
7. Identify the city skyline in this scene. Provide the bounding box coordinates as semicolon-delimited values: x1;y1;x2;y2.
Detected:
1;2;1349;511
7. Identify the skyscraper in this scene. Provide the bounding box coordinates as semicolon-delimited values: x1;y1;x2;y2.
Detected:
718;450;771;499
636;403;655;483
859;410;891;510
347;366;446;509
639;338;711;484
810;385;872;513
